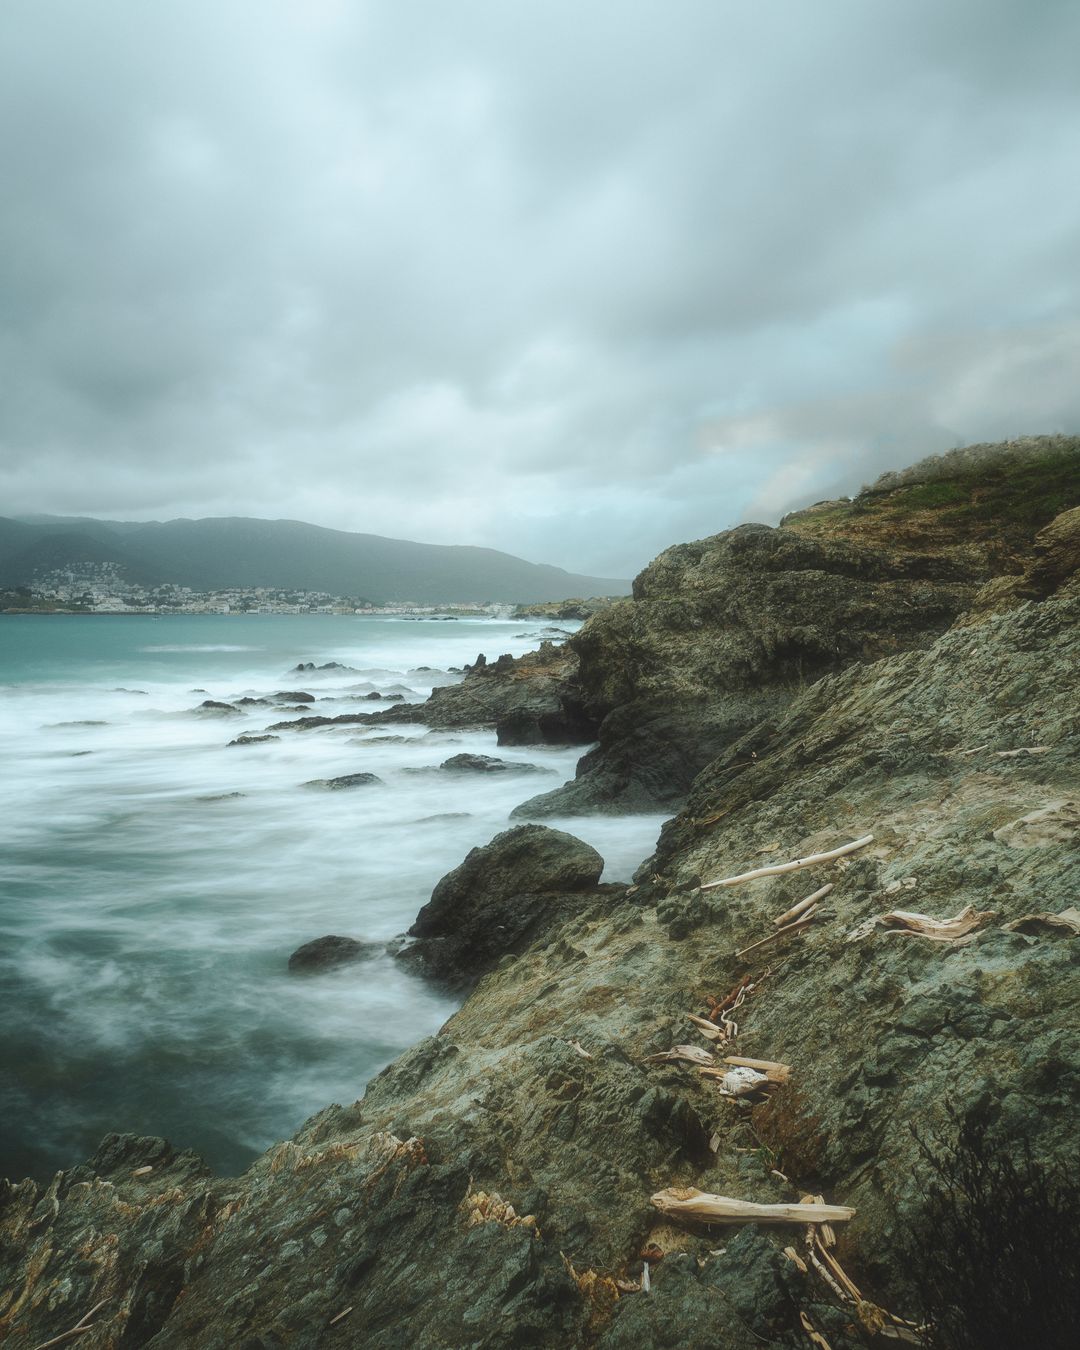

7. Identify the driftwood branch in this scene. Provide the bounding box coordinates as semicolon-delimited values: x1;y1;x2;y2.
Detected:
799;1310;835;1349
849;904;995;943
723;1056;791;1083
651;1188;855;1226
736;909;819;958
686;1013;723;1041
701;835;873;890
699;1065;770;1096
774;883;833;927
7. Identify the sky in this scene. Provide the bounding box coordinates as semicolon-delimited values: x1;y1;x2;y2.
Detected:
2;0;1078;579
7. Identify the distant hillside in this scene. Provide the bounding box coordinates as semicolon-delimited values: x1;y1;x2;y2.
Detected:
0;515;630;604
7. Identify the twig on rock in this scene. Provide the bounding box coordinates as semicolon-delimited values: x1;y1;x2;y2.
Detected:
736;910;819;959
701;835;874;890
32;1300;110;1350
799;1310;834;1348
774;884;833;927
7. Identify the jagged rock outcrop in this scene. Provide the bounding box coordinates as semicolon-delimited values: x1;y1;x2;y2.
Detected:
513;524;975;817
268;641;594;746
515;436;1079;817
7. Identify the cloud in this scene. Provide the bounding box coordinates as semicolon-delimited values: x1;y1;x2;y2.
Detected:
1;0;1078;576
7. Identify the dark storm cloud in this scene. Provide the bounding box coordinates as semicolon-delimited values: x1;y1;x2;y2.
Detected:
1;0;1078;575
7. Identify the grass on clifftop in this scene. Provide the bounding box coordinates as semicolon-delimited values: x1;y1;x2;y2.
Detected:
785;443;1080;564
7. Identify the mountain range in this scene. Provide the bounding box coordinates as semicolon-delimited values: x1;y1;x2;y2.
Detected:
0;515;629;604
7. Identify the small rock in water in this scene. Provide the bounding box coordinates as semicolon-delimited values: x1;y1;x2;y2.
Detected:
301;772;383;790
439;753;548;775
228;734;280;747
272;690;315;703
194;700;240;715
287;935;381;973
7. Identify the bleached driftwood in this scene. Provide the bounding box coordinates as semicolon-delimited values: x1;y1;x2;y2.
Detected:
686;1013;723;1041
995;745;1051;757
847;904;995;944
701;835;873;890
799;1310;834;1349
32;1300;110;1350
736;909;819;958
651;1188;855;1226
723;1056;791;1083
1003;907;1080;937
702;1065;769;1097
774;883;833;927
644;1044;715;1067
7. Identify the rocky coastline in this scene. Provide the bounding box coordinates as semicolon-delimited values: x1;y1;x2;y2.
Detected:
1;437;1078;1347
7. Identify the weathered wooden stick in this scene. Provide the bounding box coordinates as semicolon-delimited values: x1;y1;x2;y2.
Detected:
848;904;996;944
686;1013;723;1041
806;1241;851;1302
880;906;995;941
32;1301;110;1350
651;1188;855;1226
995;745;1050;757
723;1056;791;1083
735;909;818;958
701;835;873;890
800;1310;835;1349
774;883;833;927
811;1194;838;1249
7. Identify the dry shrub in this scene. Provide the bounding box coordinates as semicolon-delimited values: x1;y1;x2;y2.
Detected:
900;1107;1080;1349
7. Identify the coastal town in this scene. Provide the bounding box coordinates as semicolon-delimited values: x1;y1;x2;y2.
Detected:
0;561;508;616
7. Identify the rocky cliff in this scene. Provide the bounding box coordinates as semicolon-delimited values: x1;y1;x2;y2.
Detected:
1;439;1078;1348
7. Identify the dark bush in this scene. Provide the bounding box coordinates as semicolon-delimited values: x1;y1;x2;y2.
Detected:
900;1107;1080;1349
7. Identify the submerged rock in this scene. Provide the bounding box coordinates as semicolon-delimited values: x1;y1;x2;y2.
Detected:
287;935;381;972
193;699;240;715
227;733;280;747
439;753;549;775
301;772;383;790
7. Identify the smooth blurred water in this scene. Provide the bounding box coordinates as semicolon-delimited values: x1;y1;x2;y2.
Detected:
0;614;666;1180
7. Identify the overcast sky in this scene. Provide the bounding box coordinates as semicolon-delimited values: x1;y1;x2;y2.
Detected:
2;1;1078;577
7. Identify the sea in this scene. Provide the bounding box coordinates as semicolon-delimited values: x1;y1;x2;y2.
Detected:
0;614;666;1182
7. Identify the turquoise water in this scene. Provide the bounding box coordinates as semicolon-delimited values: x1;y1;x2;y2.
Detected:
0;615;666;1180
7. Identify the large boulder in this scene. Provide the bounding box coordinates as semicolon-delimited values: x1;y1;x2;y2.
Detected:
403;825;609;985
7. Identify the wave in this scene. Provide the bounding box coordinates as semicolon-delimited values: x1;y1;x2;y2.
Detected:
139;644;265;653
